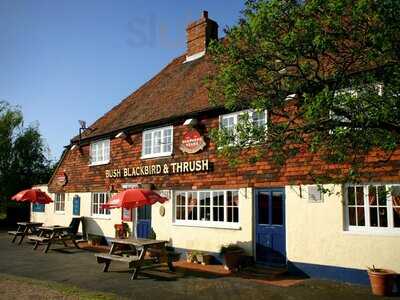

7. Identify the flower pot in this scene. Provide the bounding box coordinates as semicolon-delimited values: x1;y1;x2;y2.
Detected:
368;269;395;296
223;250;244;271
186;252;195;263
200;254;213;266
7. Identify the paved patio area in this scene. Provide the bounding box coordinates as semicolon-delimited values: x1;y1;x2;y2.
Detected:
0;231;395;299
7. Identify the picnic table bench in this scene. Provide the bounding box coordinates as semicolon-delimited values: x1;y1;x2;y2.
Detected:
29;225;80;253
8;222;43;244
95;238;175;280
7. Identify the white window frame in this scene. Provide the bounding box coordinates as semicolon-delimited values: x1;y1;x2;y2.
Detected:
141;126;173;159
220;109;267;131
54;193;65;214
89;139;110;166
219;110;268;146
330;84;384;133
173;190;240;229
344;184;400;235
91;192;111;219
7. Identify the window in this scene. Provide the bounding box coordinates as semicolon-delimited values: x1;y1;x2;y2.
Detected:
54;193;65;213
345;184;400;232
330;84;384;132
90;139;110;165
32;203;45;213
220;110;267;132
142;126;173;158
220;110;267;145
174;190;239;228
91;192;111;217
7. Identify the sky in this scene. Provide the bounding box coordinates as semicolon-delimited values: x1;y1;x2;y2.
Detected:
0;0;244;161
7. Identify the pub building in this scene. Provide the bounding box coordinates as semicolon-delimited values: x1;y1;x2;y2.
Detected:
32;11;400;285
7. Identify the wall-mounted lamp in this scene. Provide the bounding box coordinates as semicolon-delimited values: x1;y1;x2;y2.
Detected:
115;131;133;144
70;143;83;154
115;131;127;139
285;94;297;101
183;118;198;127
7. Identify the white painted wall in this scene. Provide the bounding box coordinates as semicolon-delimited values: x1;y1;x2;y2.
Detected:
286;184;400;272
151;188;254;254
30;185;133;239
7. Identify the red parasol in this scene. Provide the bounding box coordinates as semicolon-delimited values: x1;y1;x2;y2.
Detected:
102;189;168;209
11;188;53;204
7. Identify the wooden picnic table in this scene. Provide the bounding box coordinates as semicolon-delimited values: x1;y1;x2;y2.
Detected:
28;225;80;253
8;222;43;244
95;238;175;280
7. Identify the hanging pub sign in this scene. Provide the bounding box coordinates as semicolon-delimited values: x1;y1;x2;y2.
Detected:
105;159;210;179
179;129;206;154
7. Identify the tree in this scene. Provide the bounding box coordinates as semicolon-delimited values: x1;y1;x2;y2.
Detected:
208;0;400;183
0;101;54;216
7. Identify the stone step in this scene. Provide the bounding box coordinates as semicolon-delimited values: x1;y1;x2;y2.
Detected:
240;265;288;279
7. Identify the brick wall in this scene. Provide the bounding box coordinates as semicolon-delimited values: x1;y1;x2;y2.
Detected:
48;113;400;193
186;11;218;58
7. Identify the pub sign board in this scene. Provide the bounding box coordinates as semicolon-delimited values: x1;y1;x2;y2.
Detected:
105;159;210;179
179;129;206;154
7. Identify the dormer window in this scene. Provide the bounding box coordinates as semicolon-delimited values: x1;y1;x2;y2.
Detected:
142;126;173;159
90;139;110;166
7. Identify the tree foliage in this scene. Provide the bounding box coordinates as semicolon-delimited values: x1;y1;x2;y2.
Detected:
208;0;400;182
0;101;54;213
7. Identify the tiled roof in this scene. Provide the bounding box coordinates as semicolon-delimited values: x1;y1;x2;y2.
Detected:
72;54;216;142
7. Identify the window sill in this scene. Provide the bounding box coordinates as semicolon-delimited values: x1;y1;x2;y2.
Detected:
343;229;400;237
89;160;110;167
32;211;45;214
54;211;65;215
91;215;112;220
141;153;172;160
173;221;241;230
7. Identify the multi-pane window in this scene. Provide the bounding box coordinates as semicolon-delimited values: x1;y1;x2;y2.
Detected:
252;111;267;128
90;139;110;165
174;190;239;227
187;192;198;220
345;184;400;231
54;193;65;212
220;110;267;132
227;191;239;223
199;192;211;221
330;84;383;132
142;126;173;158
175;192;186;220
391;186;400;228
91;192;111;217
212;191;224;222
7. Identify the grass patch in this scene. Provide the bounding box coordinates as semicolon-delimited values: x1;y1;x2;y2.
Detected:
0;273;124;300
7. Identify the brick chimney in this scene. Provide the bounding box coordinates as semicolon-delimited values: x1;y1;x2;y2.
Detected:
185;11;218;62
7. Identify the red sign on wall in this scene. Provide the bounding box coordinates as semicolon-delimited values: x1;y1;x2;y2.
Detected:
55;172;68;187
122;208;132;221
179;130;206;154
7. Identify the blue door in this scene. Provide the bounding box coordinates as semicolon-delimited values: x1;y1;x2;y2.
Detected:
255;189;286;265
136;205;151;238
72;195;80;216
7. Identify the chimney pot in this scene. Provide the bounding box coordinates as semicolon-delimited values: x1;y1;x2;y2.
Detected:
202;11;208;19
